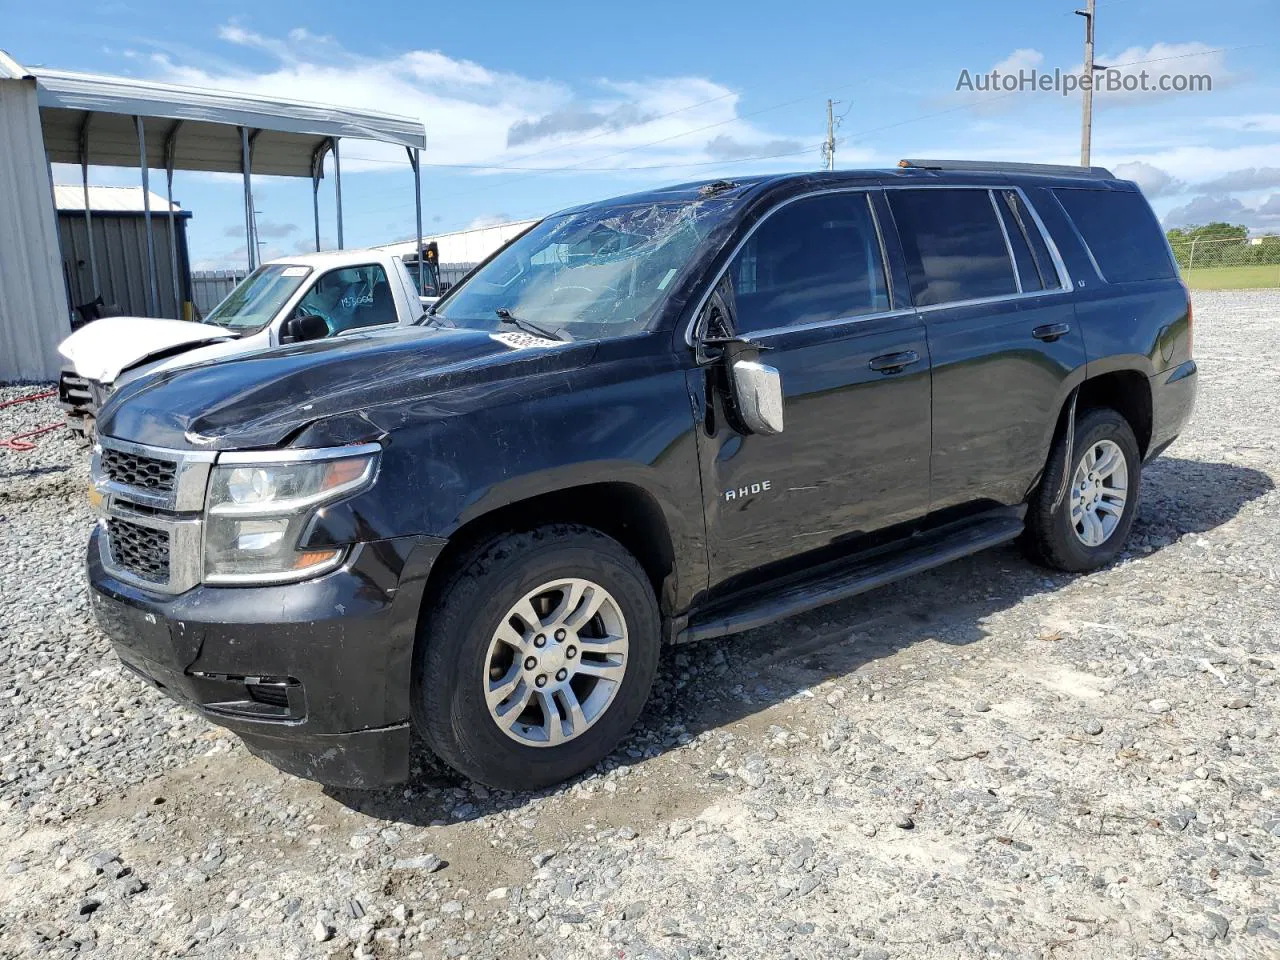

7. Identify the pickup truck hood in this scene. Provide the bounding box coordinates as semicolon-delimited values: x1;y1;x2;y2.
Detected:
59;317;234;383
98;326;594;450
114;335;264;389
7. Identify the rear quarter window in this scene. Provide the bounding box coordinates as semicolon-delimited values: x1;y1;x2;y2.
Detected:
1054;188;1176;283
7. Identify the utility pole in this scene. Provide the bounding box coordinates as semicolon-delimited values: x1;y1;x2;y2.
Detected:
252;208;266;262
1076;0;1096;166
824;99;836;171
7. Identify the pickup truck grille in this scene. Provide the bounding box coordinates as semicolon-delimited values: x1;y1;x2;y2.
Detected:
58;369;93;412
100;448;178;492
106;518;171;582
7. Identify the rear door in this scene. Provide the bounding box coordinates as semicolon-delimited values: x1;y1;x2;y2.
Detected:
694;189;933;586
886;186;1086;511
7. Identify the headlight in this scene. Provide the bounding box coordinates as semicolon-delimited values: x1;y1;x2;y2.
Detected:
203;446;379;584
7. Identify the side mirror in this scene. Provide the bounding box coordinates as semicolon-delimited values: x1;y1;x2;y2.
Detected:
282;314;329;343
729;359;785;435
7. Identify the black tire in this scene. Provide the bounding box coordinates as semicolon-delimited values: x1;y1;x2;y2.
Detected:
1022;406;1142;572
412;524;660;791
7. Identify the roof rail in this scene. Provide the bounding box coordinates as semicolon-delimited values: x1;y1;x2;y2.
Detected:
898;158;1115;178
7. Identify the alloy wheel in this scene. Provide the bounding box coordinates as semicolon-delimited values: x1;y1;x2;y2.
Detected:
1069;439;1129;547
483;577;629;747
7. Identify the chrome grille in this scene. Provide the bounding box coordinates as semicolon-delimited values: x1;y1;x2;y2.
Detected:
101;448;177;492
93;438;215;595
106;518;171;582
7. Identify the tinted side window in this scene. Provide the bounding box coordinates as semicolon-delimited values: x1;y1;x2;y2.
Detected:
1001;191;1062;291
995;196;1043;292
730;192;889;333
296;264;398;334
889;189;1017;306
1054;188;1176;283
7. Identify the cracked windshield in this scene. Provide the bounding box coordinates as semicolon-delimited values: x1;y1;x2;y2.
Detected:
433;198;735;340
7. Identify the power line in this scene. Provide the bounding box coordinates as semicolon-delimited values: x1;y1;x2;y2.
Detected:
341;146;820;173
353;40;1265;229
359;40;1258;217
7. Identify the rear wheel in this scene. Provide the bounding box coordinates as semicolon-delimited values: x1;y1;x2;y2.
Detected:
413;525;660;790
1023;407;1142;571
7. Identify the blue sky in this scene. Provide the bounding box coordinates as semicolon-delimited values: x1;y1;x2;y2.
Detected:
7;0;1279;266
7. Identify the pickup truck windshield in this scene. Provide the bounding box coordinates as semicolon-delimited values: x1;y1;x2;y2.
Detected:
205;264;313;333
434;198;735;339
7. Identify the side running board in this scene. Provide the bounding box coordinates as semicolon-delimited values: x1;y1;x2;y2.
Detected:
677;512;1025;644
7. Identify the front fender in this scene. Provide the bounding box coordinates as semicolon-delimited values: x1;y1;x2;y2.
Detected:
301;337;709;605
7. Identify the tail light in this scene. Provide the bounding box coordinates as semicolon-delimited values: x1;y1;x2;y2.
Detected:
1181;280;1194;357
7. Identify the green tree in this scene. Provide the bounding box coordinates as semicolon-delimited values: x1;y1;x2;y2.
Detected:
1166;223;1251;267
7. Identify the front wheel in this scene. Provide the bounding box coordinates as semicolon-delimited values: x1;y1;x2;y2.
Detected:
413;525;660;791
1023;406;1142;572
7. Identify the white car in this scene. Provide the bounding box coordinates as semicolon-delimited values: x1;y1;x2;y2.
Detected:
58;249;436;438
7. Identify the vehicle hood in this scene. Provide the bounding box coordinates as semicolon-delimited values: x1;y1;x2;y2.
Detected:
98;326;595;450
59;317;234;383
114;335;264;388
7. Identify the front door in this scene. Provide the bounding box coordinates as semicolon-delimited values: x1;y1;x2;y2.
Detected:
692;189;933;589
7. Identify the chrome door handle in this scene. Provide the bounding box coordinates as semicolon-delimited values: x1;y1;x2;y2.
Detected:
1033;322;1071;342
868;350;921;374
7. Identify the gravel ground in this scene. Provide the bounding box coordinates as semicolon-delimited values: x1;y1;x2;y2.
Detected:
1;290;1278;960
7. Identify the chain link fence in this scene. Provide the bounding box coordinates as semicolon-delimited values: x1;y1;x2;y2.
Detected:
1168;236;1280;290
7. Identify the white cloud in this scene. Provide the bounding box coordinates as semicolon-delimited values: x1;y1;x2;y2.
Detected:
1089;41;1232;105
953;41;1232;112
1116;144;1280;187
140;25;805;177
1163;193;1280;231
1111;161;1185;198
1207;114;1280;134
1195;167;1280;192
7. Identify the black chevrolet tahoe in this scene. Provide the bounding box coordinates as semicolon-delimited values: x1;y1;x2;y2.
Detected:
87;160;1197;791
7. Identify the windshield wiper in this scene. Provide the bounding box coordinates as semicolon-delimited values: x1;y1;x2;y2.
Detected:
419;310;454;328
495;308;568;342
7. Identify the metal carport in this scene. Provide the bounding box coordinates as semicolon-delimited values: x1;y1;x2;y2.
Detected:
0;50;427;381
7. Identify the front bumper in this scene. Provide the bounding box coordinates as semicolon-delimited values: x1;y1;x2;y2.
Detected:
1147;359;1198;460
58;366;107;437
89;527;445;788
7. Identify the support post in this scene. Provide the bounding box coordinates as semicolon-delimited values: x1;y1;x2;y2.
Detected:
78;115;99;298
332;137;344;250
164;121;183;318
241;126;256;270
135;116;160;317
311;146;325;252
408;147;424;295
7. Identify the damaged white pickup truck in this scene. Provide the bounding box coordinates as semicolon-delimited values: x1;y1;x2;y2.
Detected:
58;249;436;438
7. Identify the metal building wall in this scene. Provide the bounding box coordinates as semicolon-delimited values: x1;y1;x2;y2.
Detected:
0;75;70;382
58;212;190;320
